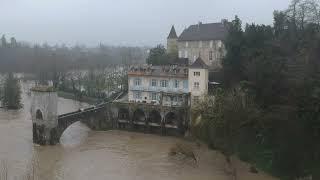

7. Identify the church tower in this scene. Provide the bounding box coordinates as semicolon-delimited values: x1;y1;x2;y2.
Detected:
167;25;178;55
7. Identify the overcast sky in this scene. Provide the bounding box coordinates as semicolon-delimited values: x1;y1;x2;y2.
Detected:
1;0;291;47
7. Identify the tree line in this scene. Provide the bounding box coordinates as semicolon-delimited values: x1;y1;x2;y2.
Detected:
0;35;149;73
193;0;320;179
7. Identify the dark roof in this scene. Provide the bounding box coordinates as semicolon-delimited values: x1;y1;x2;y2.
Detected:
167;25;178;39
172;58;189;66
178;22;229;41
190;57;209;69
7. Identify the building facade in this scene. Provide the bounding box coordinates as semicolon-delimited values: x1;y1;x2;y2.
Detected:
167;20;229;70
128;65;190;107
188;57;209;103
128;57;208;106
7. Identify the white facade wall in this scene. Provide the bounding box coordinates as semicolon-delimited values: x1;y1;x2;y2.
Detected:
128;76;188;104
188;68;208;103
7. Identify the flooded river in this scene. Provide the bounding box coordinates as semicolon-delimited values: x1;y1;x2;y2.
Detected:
0;83;277;180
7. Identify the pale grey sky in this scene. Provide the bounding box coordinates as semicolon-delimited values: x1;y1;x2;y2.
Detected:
1;0;290;47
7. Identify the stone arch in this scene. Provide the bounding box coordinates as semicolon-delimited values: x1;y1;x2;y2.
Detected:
118;108;129;120
36;109;43;120
165;112;179;126
133;109;146;123
149;110;162;125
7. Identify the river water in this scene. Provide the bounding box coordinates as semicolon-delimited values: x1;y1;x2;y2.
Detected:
0;83;276;180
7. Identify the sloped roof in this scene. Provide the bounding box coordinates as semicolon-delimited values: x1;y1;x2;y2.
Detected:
190;57;209;69
178;22;228;41
167;25;178;39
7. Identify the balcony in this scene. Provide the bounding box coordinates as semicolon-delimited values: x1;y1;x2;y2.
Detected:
130;85;188;94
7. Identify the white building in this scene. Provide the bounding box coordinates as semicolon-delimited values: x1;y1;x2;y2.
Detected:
188;57;209;103
127;57;208;106
128;65;190;107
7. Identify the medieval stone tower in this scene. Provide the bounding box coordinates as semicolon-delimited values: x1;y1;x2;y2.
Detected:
30;86;59;145
167;25;178;55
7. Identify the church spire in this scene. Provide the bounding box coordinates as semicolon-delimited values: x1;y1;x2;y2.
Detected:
167;25;178;39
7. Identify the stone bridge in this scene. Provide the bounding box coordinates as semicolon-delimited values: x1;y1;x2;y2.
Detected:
31;88;190;146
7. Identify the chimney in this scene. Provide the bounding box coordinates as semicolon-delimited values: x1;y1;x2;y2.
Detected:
198;21;202;30
221;19;228;26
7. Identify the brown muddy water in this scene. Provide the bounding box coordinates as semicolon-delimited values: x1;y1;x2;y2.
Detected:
0;83;277;180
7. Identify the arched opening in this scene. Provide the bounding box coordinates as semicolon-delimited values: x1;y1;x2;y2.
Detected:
118;108;129;120
149;110;161;125
165;112;178;127
60;121;90;147
133;109;146;123
36;109;43;120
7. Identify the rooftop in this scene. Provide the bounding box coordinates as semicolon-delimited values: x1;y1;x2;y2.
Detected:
128;64;188;78
190;57;209;69
167;25;178;39
178;21;229;41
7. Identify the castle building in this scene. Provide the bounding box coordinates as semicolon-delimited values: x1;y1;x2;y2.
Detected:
167;20;229;70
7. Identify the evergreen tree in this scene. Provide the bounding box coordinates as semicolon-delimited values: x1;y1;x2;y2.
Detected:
2;73;22;109
146;44;173;65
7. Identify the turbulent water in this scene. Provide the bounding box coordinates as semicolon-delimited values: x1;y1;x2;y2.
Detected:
0;82;276;180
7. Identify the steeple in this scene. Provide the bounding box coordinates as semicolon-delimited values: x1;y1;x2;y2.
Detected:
167;25;178;39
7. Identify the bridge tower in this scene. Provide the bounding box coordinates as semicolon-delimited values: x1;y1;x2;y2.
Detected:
30;86;59;145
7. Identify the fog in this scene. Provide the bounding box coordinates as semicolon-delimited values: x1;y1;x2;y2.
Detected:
1;0;290;46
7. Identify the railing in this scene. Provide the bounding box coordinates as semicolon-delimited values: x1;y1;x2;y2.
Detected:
130;86;188;93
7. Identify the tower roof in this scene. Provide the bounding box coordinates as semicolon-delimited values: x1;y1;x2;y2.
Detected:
167;25;178;39
190;57;209;69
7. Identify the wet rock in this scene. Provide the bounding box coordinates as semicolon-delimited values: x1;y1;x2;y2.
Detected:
250;166;258;174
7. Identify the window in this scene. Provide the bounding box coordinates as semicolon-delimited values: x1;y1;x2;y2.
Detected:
174;80;179;88
199;41;202;48
151;93;157;100
194;72;200;76
134;78;141;86
184;50;188;58
173;96;178;102
36;109;43;120
183;80;188;89
178;50;182;58
134;92;142;99
194;82;200;90
185;41;189;47
217;41;222;48
151;79;157;87
160;80;168;87
209;51;213;61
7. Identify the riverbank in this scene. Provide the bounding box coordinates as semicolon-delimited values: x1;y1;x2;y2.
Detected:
57;91;97;105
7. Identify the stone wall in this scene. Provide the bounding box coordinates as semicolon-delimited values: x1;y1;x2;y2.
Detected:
178;40;226;69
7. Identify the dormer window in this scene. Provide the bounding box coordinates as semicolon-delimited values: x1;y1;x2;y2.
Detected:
194;72;200;76
210;40;213;48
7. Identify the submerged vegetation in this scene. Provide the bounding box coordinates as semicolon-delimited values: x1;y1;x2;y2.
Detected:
1;73;22;109
193;0;320;179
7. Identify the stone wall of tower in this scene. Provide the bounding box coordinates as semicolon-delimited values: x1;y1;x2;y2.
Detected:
178;40;226;70
167;38;178;55
30;90;58;145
